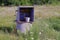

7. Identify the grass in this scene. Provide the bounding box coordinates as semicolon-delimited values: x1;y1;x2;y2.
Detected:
0;5;60;40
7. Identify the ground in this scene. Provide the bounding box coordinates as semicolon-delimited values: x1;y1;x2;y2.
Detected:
0;5;60;40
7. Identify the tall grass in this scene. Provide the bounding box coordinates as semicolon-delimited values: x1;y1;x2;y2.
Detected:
0;16;60;40
0;6;60;40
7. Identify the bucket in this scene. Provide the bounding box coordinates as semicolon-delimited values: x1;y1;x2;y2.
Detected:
25;17;30;22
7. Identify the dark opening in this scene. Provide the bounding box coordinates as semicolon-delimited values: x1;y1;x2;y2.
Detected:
19;8;34;22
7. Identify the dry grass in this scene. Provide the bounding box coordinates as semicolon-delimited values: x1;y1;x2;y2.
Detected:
0;5;60;18
34;5;60;19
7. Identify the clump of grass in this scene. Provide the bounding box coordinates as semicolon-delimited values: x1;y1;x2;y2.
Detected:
48;16;60;31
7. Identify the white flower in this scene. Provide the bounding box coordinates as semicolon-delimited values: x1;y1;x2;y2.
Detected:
31;37;34;40
30;32;33;34
25;38;27;40
39;32;41;35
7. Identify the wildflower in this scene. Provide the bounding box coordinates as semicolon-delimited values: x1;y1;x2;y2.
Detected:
25;38;27;40
39;32;41;35
30;32;33;34
31;37;34;40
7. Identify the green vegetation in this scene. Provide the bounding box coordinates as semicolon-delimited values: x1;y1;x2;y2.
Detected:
0;6;60;40
0;16;60;40
0;0;60;6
